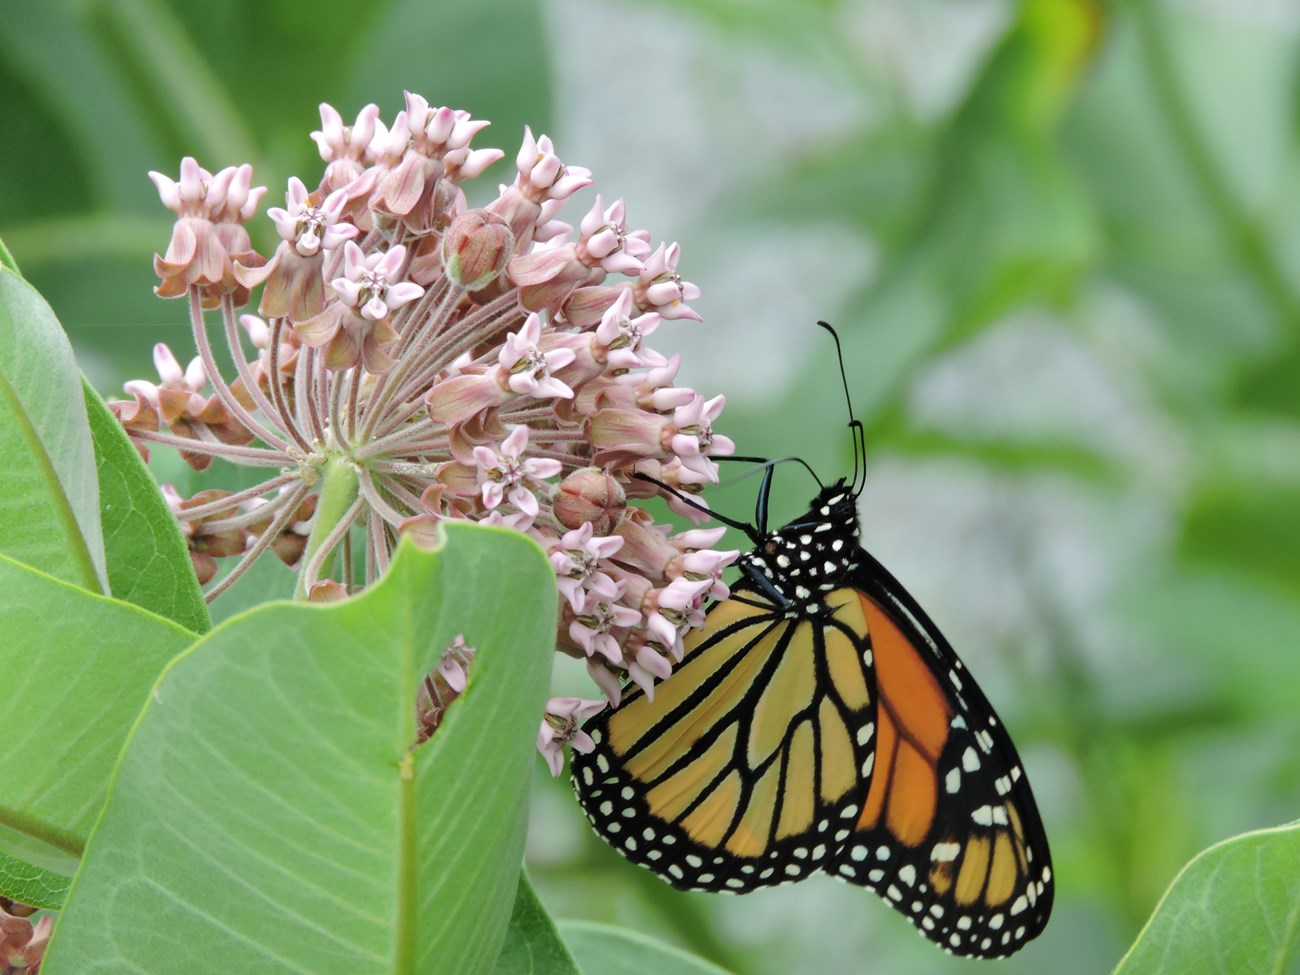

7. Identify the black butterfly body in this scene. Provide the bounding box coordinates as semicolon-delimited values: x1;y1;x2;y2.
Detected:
570;480;1054;958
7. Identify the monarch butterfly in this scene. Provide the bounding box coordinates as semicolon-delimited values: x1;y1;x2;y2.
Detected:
570;326;1053;958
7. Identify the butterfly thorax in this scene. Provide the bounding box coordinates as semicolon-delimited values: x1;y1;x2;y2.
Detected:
739;481;862;617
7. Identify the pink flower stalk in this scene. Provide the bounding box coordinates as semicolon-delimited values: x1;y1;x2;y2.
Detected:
111;91;740;771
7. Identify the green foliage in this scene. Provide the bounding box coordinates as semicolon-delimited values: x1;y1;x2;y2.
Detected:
41;530;557;975
1114;822;1300;975
495;872;582;975
557;921;734;975
0;555;195;879
83;376;210;633
1117;567;1300;719
0;267;107;593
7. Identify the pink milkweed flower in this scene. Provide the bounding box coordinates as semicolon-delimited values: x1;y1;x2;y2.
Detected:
295;242;422;372
499;313;575;399
627;640;674;699
114;343;252;470
570;593;642;665
269;178;357;258
234;178;357;320
150;158;267;306
537;696;606;777
670;394;735;478
507;195;650;313
371;93;502;233
594;289;661;372
581;196;651;273
550;523;624;612
635;242;701;322
331;242;424;321
643;577;713;662
586;658;624;708
488;126;592;249
472;425;562;522
312;103;380;184
126;342;207;424
415;636;477;743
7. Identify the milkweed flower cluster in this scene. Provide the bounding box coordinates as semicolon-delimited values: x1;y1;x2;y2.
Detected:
109;92;739;773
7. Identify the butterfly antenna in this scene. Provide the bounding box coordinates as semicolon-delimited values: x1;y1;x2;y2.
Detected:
631;472;765;545
717;455;824;491
717;455;823;534
816;320;864;495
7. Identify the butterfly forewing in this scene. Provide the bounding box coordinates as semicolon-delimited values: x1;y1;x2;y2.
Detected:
572;489;878;892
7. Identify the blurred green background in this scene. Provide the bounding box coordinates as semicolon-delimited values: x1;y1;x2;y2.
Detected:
3;0;1299;971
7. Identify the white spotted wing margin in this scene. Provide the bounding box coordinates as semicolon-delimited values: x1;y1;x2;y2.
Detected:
826;548;1054;958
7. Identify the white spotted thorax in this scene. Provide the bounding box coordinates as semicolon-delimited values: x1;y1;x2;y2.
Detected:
740;481;862;617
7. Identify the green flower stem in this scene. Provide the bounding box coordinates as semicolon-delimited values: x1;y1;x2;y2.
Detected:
294;456;360;600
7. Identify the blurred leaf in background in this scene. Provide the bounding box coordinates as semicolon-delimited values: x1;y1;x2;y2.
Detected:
3;0;1299;972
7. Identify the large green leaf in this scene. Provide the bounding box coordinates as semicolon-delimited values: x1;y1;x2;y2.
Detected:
1113;821;1300;975
494;871;581;975
0;267;108;592
83;376;210;633
0;555;194;878
557;921;733;975
42;525;557;975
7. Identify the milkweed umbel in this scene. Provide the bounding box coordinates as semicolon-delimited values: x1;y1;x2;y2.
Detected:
569;325;1053;958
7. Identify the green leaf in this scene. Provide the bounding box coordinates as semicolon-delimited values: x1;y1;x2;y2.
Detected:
0;555;195;877
0;850;71;912
493;871;581;975
557;921;734;975
43;525;557;975
0;234;18;274
83;376;210;633
0;267;108;592
1113;821;1300;975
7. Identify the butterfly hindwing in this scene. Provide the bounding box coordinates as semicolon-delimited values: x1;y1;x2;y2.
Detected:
826;553;1053;957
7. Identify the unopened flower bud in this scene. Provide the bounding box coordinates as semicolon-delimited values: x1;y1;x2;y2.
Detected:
442;209;514;290
308;580;349;603
553;469;626;534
